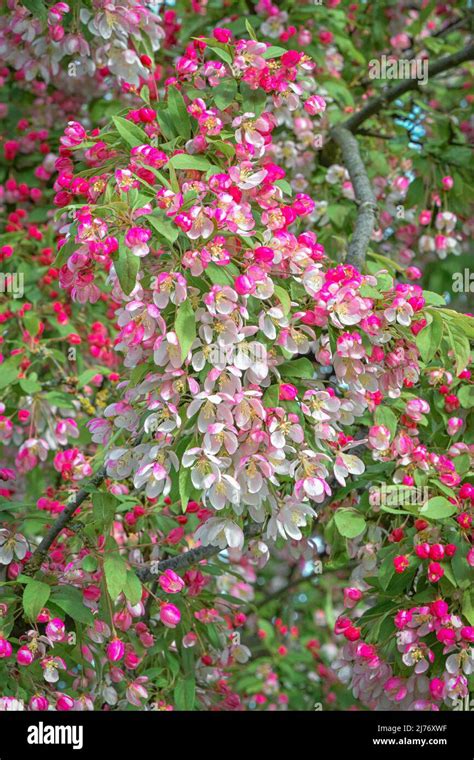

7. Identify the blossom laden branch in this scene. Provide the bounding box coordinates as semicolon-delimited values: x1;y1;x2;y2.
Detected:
136;524;261;582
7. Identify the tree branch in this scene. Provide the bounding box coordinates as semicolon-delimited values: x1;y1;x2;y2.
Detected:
327;43;474;270
330;126;377;271
342;42;474;134
135;523;261;582
23;465;108;574
24;434;144;574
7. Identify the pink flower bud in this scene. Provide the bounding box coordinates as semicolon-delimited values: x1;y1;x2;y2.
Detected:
17;645;34;666
427;562;444;583
56;694;75;711
343;587;362;609
429;677;445;701
304;95;326;115
447;417;463;436
415;542;430;559
158;569;185;594
441;176;453;190
393;555;410;573
29;695;49;710
160;603;181;628
234;275;253;295
436;627;456;645
429;544;445;561
431;599;449;618
45;617;66;642
0;638;12;658
106;638;125;662
279;383;298;401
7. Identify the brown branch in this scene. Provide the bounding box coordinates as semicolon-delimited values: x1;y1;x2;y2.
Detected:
342;42;474;134
135;523;261;582
327;43;474;270
24;433;144;575
330;126;377;271
23;465;108;575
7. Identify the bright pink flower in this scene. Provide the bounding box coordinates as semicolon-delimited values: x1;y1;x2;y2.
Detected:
106;638;125;662
160;603;181;628
158;569;185;594
427;562;444;583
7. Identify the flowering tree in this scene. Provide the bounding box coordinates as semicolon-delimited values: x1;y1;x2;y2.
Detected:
0;0;473;713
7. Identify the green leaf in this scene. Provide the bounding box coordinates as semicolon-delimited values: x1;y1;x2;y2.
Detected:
175;300;196;361
23;580;51;622
445;322;471;374
0;356;21;391
92;492;117;530
205;261;236;285
458;385;474;410
274;179;293;196
334;509;366;539
167;89;191;140
374;405;398;439
261;46;287;59
123;571;142;606
416;312;443;363
462;590;474;626
23;0;48;24
419;496;456;520
147;213;179;244
114;247;139;296
278;357;314;379
273;285;291;315
51;586;94;625
54;229;78;268
112;116;148;148
213;78;238;110
156;107;175;141
453;454;470;476
168;154;213;172
104;555;128;599
405;177;424;208
23;313;40;336
19;373;41;394
204;42;233;66
174;675;196;710
262;384;280;407
178;466;193;512
240;83;267;116
423;290;446;307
